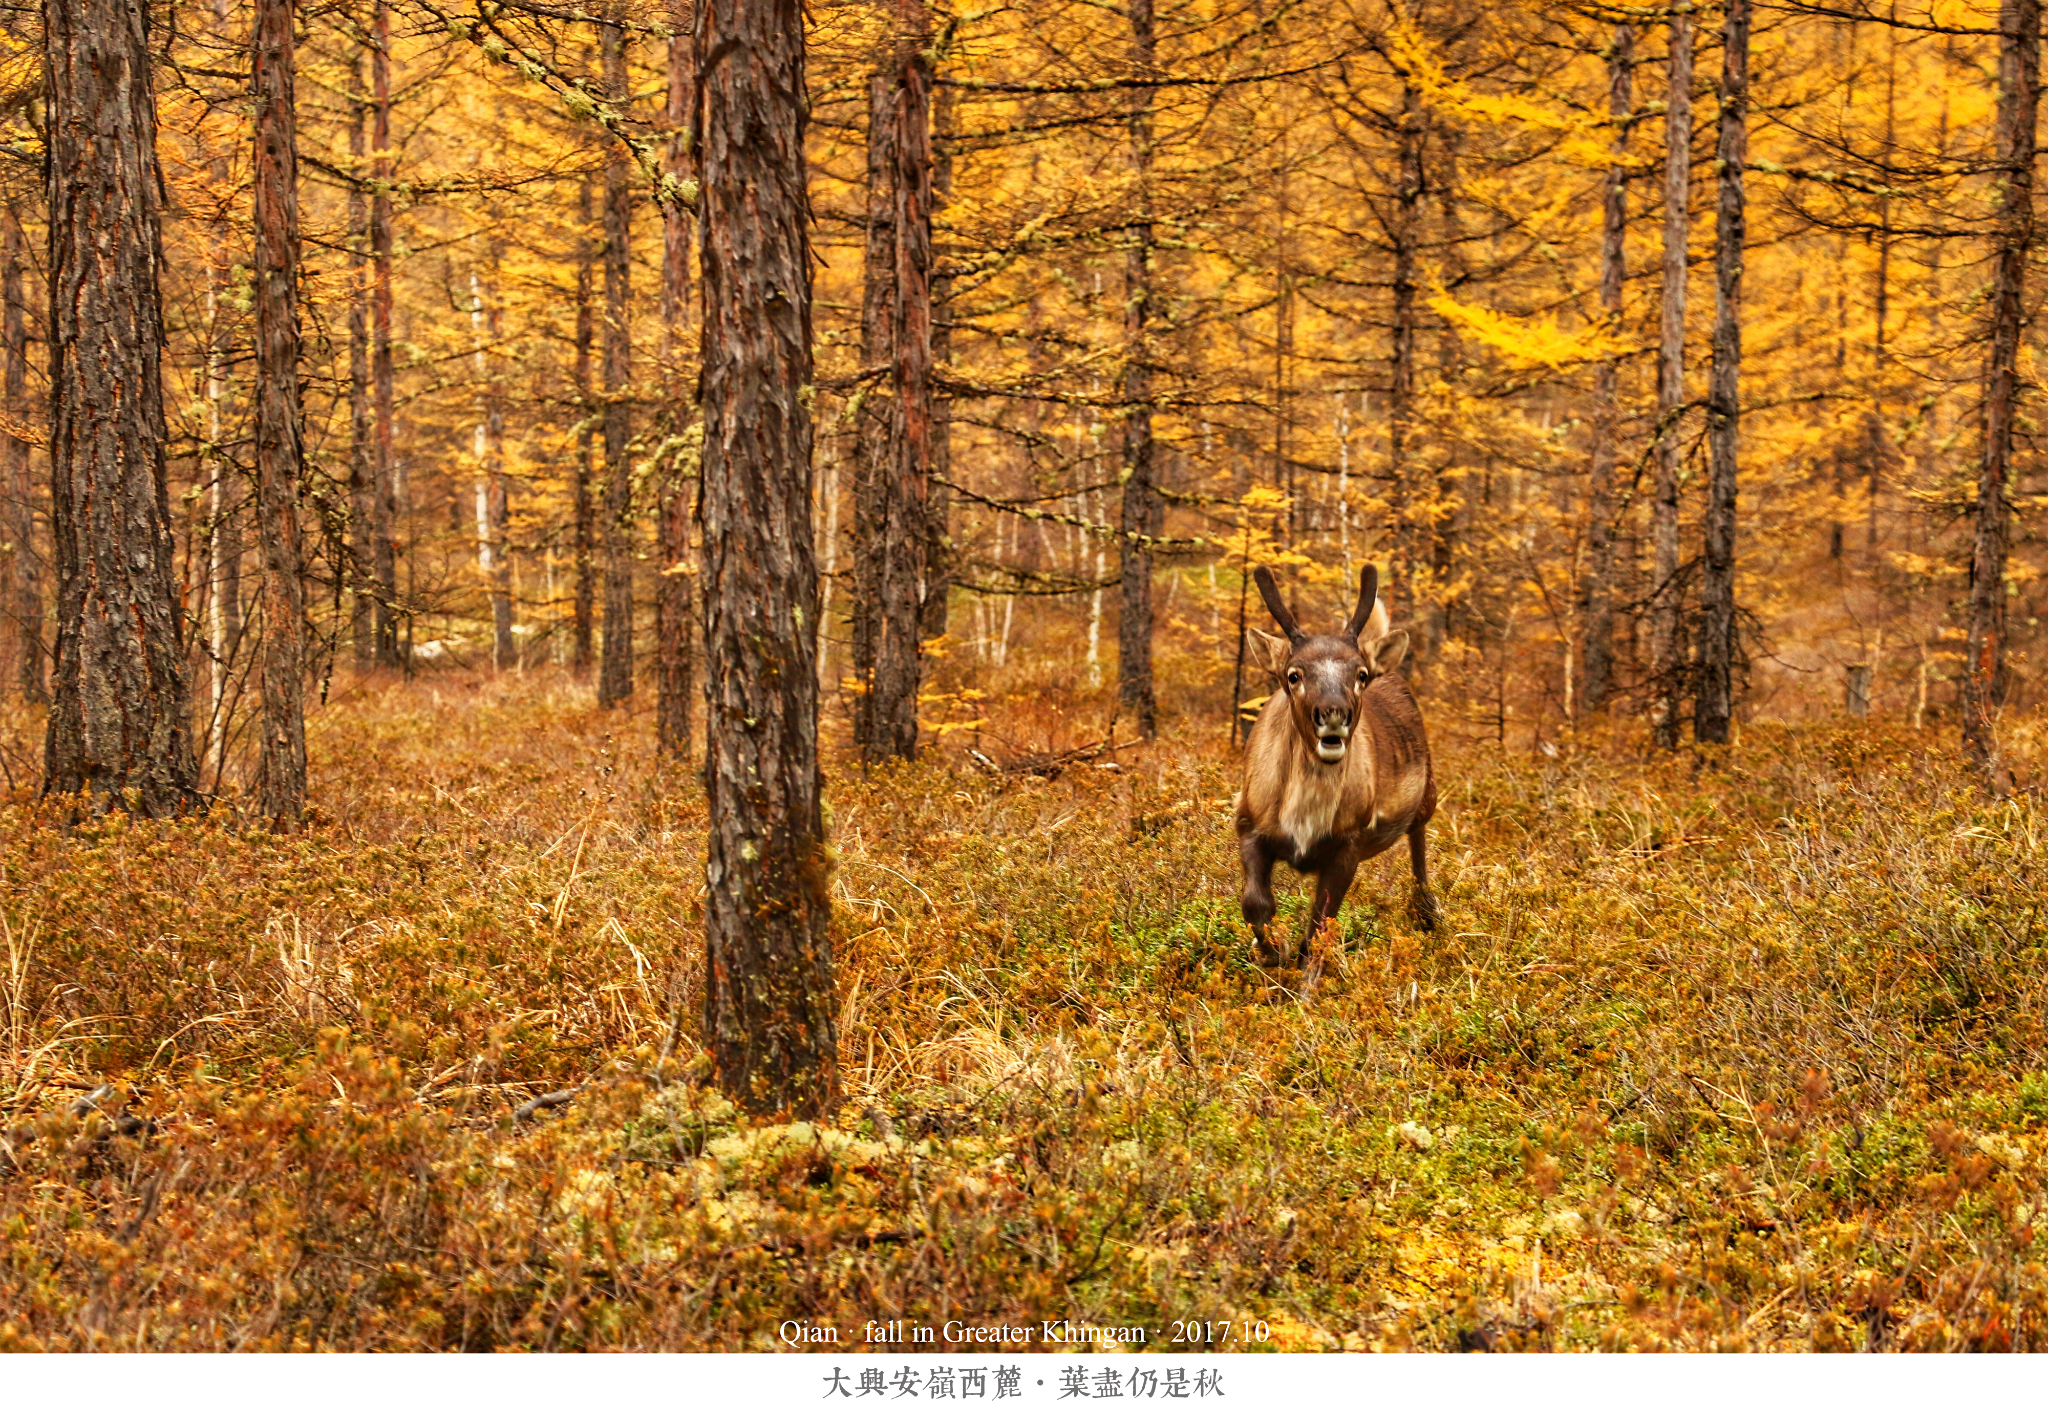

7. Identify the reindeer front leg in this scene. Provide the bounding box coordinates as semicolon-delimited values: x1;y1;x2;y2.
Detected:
1239;834;1284;967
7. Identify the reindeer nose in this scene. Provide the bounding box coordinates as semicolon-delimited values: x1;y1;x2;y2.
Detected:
1310;705;1351;762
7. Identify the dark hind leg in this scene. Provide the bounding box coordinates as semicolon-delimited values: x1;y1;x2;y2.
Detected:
1298;850;1361;994
1240;835;1286;966
1301;850;1360;964
1407;821;1442;931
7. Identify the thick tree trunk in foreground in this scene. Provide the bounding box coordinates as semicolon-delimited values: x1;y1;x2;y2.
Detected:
1580;25;1633;717
252;0;306;827
1117;0;1161;739
573;180;597;675
867;0;933;763
1648;6;1691;750
41;0;198;814
697;0;836;1116
347;66;374;672
657;8;695;762
3;214;40;704
921;81;954;643
1965;0;2040;786
370;0;400;669
851;66;895;750
598;15;635;709
1694;0;1748;746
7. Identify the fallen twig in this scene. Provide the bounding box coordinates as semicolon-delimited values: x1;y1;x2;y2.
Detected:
511;1088;579;1125
969;737;1143;781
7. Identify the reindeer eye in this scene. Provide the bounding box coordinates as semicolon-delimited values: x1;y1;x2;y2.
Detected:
1357;668;1370;684
1286;669;1302;687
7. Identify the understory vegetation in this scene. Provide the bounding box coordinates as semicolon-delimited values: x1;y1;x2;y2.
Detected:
0;677;2043;1351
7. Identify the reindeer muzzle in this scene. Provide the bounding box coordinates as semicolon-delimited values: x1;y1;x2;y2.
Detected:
1313;711;1351;764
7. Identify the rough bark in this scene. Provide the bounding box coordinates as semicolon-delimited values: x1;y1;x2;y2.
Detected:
657;6;695;761
850;66;895;749
41;0;199;814
1424;125;1464;664
1389;79;1423;602
868;0;933;763
1648;6;1692;750
1273;165;1293;536
696;0;837;1117
1965;0;2039;785
1580;25;1633;716
1869;27;1897;553
347;61;373;672
1694;0;1748;746
573;179;597;674
370;0;399;669
3;212;40;704
921;78;953;641
252;0;306;827
598;14;635;709
1117;0;1161;737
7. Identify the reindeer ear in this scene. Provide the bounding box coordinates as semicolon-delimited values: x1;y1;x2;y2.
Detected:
1362;629;1410;677
1358;596;1391;644
1246;626;1292;677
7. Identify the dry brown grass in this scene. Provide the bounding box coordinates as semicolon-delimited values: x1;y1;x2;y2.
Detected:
0;674;2042;1351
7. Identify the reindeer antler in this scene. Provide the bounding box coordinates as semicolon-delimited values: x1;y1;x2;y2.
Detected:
1344;564;1380;640
1252;566;1306;645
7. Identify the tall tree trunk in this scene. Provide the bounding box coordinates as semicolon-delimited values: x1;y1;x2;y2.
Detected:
573;179;597;674
1694;0;1749;746
868;0;933;762
252;0;306;827
1648;6;1692;750
203;169;239;760
851;66;895;750
1965;0;2039;786
656;4;695;761
1273;164;1293;538
1580;25;1633;716
41;0;198;814
1117;0;1160;737
370;0;399;669
3;212;40;704
487;398;511;668
1425;125;1465;664
1828;18;1855;570
598;13;635;709
1389;79;1423;607
1867;23;1896;556
921;78;953;640
472;269;513;670
199;0;239;759
347;61;373;672
696;0;836;1117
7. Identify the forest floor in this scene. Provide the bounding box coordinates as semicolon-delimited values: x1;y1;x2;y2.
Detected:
0;673;2043;1351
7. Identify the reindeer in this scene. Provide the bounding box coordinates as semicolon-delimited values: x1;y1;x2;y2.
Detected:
1235;563;1440;969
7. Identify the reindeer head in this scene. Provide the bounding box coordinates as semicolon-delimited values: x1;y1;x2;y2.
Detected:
1245;564;1410;765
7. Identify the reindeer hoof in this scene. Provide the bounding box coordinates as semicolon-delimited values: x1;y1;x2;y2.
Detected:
1411;890;1442;933
1298;952;1325;999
